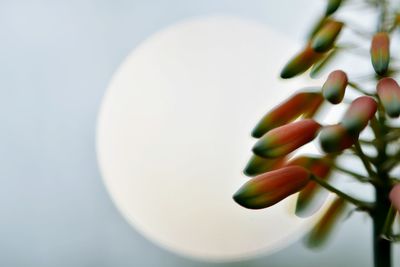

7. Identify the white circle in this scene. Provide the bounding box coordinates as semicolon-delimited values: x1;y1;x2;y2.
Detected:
97;16;320;261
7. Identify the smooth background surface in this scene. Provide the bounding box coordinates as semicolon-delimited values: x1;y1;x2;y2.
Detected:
0;0;396;266
97;16;326;261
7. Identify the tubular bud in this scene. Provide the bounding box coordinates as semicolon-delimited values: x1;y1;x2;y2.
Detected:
233;166;310;209
280;45;323;79
243;154;285;177
306;197;347;248
322;70;348;104
287;156;332;217
377;77;400;118
371;32;390;75
319;124;357;153
341;96;378;135
325;0;343;16
253;119;321;158
252;92;323;138
311;20;343;53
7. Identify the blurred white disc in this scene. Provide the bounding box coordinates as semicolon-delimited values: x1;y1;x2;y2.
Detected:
97;16;320;261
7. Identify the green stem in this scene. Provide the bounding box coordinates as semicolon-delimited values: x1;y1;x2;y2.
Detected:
310;175;373;210
353;141;376;178
332;164;373;183
348;81;374;96
372;6;392;260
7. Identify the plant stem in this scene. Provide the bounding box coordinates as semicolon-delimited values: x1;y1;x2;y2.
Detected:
310;175;373;211
372;1;392;266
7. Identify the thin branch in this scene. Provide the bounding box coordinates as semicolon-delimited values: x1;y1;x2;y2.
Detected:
353;141;377;178
310;175;374;211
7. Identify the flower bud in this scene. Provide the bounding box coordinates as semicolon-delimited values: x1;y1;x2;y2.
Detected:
252;92;323;138
253;119;321;158
319;124;357;153
325;0;343;16
243;154;285;177
311;20;343;52
389;184;400;213
341;96;377;135
306;197;347;248
287;156;332;217
233;166;310;209
377;77;400;118
280;45;323;79
322;70;348;104
371;32;390;75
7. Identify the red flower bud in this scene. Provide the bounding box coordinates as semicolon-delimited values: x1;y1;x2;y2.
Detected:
377;77;400;118
252;92;323;138
253;119;321;158
243;154;286;177
319;124;357;153
341;96;377;135
311;20;343;52
280;45;324;79
233;166;310;209
371;32;390;75
287;156;332;217
322;70;348;104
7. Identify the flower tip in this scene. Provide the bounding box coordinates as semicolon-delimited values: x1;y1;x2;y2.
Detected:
232;186;264;210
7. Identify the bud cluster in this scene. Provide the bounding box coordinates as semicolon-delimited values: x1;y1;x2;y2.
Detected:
233;0;400;253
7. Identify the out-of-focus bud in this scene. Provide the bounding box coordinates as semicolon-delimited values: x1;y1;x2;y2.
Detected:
306;197;347;248
377;77;400;118
243;154;286;177
341;96;377;135
311;20;344;52
287;156;332;217
389;184;400;213
280;45;323;79
319;124;357;153
322;70;348;104
308;17;330;40
253;119;321;158
371;32;390;75
304;94;325;118
325;0;343;16
252;92;324;138
233;166;310;209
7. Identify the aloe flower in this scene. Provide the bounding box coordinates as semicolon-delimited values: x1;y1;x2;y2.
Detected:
322;70;348;104
243;154;285;177
252;92;323;138
377;78;400;118
389;184;400;213
287;156;332;217
325;0;343;16
371;32;390;75
311;20;343;52
235;3;400;265
341;96;377;135
319;124;356;153
280;45;323;79
306;197;347;248
233;166;310;209
253;119;321;158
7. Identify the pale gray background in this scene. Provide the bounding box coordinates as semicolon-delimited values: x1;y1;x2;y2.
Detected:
0;0;387;266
